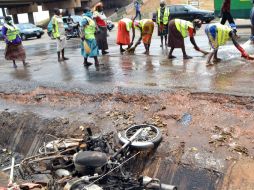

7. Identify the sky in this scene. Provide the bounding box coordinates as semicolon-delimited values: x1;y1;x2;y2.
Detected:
0;6;50;24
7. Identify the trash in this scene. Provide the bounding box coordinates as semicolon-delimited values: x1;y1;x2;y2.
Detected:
209;126;234;146
190;147;198;152
143;106;149;111
34;94;46;101
16;126;170;190
150;115;167;128
178;113;192;127
229;142;249;156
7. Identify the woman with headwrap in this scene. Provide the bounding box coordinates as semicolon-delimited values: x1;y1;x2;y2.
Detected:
167;19;208;59
2;16;28;68
93;2;109;55
81;8;99;67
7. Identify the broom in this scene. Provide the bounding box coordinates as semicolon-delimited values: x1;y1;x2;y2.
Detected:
126;41;141;54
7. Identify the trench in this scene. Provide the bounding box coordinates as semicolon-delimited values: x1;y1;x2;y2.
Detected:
1;87;254;189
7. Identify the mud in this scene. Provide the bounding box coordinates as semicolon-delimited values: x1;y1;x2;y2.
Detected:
0;88;254;189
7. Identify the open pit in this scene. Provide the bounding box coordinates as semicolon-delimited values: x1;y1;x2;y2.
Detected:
0;87;254;189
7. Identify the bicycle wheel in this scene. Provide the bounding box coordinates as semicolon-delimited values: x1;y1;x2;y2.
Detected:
117;124;162;150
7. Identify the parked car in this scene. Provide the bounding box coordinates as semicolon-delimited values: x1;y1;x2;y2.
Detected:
0;16;4;40
16;23;44;40
47;15;83;38
161;4;215;23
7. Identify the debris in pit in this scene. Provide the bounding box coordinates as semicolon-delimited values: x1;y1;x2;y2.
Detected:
190;147;198;152
229;142;249;156
105;110;135;129
209;126;235;146
34;94;46;101
178;113;192;127
10;125;174;190
150;115;167;128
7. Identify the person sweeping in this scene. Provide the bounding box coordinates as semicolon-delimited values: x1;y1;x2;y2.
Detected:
129;19;154;55
205;23;254;66
167;18;208;59
2;16;28;68
81;8;99;67
116;18;135;53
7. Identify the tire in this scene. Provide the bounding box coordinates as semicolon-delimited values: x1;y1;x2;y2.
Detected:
117;124;162;150
37;35;41;39
205;20;211;24
21;34;26;41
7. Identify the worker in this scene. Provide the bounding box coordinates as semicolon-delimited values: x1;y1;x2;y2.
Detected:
134;0;143;20
167;19;208;59
52;8;69;62
134;19;154;55
220;0;237;34
156;0;170;47
81;7;99;67
205;23;253;66
116;18;135;53
2;16;28;68
93;3;109;55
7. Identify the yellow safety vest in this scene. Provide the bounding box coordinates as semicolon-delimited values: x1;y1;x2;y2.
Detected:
157;7;170;25
52;15;60;38
139;19;153;30
175;19;193;38
83;16;96;40
4;23;20;41
216;23;231;46
121;18;133;32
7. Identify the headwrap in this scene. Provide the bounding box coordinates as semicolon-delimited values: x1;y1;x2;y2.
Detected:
83;11;93;18
193;19;202;30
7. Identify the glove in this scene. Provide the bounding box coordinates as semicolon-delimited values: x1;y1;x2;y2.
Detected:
241;51;249;59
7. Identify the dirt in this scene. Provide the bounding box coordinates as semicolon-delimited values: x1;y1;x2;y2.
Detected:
0;88;254;189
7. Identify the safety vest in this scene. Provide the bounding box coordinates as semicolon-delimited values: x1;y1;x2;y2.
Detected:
52;15;60;38
175;19;193;38
83;16;96;40
157;7;170;25
4;23;20;41
139;19;153;30
216;23;231;46
121;18;133;32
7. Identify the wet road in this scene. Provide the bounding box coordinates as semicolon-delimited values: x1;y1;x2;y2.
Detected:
0;28;254;96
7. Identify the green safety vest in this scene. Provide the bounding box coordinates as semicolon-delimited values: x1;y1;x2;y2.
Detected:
157;7;170;25
4;23;20;41
216;23;231;46
175;19;193;38
121;18;133;32
83;16;96;40
52;15;60;38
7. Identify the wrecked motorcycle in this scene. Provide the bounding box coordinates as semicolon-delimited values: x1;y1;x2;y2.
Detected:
19;124;176;190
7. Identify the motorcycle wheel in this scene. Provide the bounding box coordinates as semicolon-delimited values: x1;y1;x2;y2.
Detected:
117;124;162;150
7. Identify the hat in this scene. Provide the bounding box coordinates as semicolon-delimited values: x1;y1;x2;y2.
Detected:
160;0;166;4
